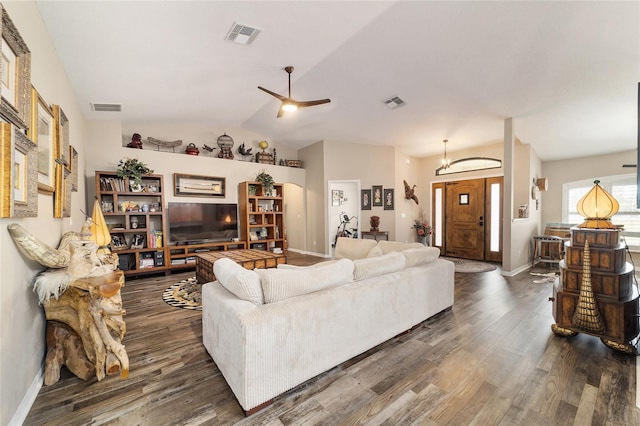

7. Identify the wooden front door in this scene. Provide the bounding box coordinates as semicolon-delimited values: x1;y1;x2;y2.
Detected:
445;179;485;260
432;177;503;262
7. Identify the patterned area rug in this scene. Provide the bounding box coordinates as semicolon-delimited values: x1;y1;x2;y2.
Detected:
441;257;497;273
162;277;202;310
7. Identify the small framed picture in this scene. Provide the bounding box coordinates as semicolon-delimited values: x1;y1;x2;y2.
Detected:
131;233;145;249
361;189;372;210
383;188;394;210
459;193;469;205
332;189;340;206
111;233;127;250
372;185;383;207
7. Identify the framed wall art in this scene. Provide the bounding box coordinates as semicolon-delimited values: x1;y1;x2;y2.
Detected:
29;86;55;193
0;6;31;130
52;105;71;218
69;146;78;192
174;173;225;197
361;189;371;210
372;185;383;207
383;188;394;210
0;122;37;218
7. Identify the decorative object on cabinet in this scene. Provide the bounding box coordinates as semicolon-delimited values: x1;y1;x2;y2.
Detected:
184;143;199;155
403;180;418;204
217;133;234;159
146;136;182;152
372;185;383;207
127;133;143;149
116;157;153;189
174;173;225;197
384;188;394;210
202;144;216;156
96;171;167;276
29;86;55;193
237;143;253;161
0;6;31;130
551;180;639;354
255;169;275;196
285;159;303;168
0;122;37;218
239;181;285;252
370;215;380;232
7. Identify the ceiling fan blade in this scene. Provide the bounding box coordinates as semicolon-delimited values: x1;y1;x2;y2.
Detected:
258;86;286;102
296;98;331;108
277;107;285;118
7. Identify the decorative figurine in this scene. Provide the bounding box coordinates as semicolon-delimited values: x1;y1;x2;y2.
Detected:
127;133;143;149
185;143;199;155
217;133;235;159
237;143;253;161
202;144;216;156
370;216;380;232
403;180;419;204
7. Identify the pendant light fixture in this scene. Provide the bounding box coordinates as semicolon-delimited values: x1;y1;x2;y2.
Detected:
441;139;451;169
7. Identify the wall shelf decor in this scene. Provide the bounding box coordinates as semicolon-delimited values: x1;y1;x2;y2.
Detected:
174;173;225;197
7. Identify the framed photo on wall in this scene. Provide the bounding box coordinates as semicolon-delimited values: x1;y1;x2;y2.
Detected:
361;189;371;210
29;87;55;193
384;188;394;210
372;185;383;207
332;189;340;206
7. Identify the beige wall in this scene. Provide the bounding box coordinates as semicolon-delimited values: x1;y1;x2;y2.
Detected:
541;149;637;225
1;2;88;424
299;141;325;255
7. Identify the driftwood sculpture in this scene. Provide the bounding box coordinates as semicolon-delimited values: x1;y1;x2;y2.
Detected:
403;180;419;205
7;223;128;385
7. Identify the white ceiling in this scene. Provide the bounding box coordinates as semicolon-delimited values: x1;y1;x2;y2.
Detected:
36;1;639;161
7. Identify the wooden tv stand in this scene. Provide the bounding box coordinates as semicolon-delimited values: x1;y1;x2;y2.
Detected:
167;241;247;272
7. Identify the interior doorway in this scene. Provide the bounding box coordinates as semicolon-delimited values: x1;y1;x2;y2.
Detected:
432;177;503;262
327;180;361;256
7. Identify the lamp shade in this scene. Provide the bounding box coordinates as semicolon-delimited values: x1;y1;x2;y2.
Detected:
576;180;619;229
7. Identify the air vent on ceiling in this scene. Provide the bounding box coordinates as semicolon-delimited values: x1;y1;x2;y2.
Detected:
91;102;121;112
383;96;405;110
225;22;261;45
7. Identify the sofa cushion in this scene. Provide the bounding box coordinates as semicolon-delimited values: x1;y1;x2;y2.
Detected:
377;240;425;254
367;245;384;258
257;258;354;303
353;251;406;281
277;259;340;269
334;237;377;260
403;247;441;268
213;258;264;305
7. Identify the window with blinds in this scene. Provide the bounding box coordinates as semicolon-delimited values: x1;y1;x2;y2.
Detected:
563;174;639;249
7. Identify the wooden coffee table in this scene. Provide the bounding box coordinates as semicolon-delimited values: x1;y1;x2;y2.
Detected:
196;249;287;283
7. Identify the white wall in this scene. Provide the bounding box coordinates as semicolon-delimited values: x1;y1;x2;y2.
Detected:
1;3;88;424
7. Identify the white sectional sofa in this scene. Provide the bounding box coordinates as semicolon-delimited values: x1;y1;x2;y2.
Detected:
202;237;455;414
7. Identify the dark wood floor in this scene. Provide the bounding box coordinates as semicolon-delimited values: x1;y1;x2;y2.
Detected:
24;253;639;425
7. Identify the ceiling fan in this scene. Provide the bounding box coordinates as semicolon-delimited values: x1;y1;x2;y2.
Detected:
258;66;331;118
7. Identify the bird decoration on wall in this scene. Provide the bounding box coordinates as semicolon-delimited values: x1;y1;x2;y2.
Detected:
403;180;419;204
201;144;217;156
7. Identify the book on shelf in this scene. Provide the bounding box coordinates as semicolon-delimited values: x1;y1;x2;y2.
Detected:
148;230;163;248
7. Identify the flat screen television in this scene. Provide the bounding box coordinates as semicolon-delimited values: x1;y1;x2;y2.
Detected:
167;202;238;245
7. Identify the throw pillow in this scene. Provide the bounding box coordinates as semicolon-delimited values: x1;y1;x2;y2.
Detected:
367;245;384;258
258;258;354;303
353;251;406;281
334;237;377;260
213;258;264;305
377;240;425;254
403;247;441;268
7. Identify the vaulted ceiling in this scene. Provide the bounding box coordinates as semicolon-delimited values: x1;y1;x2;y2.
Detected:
36;1;639;161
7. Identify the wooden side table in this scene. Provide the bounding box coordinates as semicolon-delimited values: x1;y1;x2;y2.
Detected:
361;231;389;241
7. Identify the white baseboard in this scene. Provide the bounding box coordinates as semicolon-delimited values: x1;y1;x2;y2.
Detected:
9;366;43;426
501;263;531;277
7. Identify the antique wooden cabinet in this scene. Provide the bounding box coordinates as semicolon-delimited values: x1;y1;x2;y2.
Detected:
551;227;639;354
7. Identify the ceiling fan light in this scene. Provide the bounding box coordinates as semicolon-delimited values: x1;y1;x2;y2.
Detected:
282;102;298;112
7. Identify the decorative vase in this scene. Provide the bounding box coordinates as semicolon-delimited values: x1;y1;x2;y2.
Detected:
419;235;430;246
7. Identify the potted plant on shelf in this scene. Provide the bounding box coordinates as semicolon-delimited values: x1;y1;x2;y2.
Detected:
255;169;275;196
116;158;154;191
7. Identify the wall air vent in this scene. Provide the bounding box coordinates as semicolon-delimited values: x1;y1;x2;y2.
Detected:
383;96;405;110
91;102;121;112
225;22;261;45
